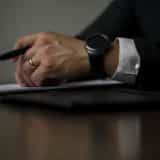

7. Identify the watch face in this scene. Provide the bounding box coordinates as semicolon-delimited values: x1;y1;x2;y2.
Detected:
87;34;110;54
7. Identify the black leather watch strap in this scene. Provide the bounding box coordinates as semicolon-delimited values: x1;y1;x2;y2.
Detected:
90;54;107;79
86;34;111;79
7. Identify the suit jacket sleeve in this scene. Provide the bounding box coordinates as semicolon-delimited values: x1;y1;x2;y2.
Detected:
76;0;160;90
76;0;138;40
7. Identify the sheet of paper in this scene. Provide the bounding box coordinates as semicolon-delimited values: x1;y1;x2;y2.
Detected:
0;79;124;94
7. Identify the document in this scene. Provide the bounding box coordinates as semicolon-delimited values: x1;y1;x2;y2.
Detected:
0;79;124;94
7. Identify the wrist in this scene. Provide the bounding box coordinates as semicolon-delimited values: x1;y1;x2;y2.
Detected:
85;34;111;78
104;39;119;77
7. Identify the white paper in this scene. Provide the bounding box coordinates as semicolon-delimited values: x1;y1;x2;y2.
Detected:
0;79;123;94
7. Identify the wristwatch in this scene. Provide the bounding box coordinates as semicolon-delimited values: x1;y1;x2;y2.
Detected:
86;34;112;79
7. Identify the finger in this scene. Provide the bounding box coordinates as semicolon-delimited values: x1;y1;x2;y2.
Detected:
22;71;36;87
23;44;47;67
30;61;64;87
30;65;50;86
31;66;62;86
11;43;38;63
22;46;43;87
36;37;61;47
25;44;55;66
13;34;38;63
11;56;18;63
29;44;62;86
22;55;40;87
24;41;61;62
14;33;39;50
23;45;40;60
12;44;41;64
16;55;36;87
15;56;28;86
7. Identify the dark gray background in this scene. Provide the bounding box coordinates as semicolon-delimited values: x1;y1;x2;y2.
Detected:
0;0;112;83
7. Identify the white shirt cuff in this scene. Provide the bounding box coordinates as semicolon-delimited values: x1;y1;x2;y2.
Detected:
112;38;141;84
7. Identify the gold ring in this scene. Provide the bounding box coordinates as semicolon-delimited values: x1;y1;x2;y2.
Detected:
28;58;37;68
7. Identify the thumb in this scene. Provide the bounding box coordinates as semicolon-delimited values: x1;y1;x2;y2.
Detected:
14;33;38;50
12;34;38;63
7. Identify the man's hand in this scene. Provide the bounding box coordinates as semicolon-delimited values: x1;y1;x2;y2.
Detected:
14;32;90;87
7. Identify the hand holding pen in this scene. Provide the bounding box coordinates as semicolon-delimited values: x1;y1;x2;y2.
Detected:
1;32;90;87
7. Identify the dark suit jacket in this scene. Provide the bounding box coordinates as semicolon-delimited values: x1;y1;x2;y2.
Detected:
77;0;160;89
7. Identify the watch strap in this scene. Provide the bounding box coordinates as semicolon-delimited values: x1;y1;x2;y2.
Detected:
86;34;111;79
89;54;107;79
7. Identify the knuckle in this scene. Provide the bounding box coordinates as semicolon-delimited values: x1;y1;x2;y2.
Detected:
39;32;48;36
38;32;56;45
39;32;50;40
41;46;54;56
38;38;49;45
25;48;33;56
16;37;23;43
42;58;56;74
43;46;51;53
38;39;50;46
43;59;54;70
15;37;23;47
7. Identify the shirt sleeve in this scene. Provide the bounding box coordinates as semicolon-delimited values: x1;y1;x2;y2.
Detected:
112;38;141;84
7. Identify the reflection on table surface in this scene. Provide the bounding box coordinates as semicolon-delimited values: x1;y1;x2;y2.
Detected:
0;104;159;160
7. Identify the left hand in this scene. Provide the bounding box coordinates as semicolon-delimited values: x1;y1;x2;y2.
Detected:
14;32;90;87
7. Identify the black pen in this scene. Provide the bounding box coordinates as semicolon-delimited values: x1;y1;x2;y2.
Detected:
0;46;30;61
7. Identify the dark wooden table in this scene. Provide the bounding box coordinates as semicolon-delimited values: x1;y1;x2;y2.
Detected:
0;104;159;160
0;87;160;160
